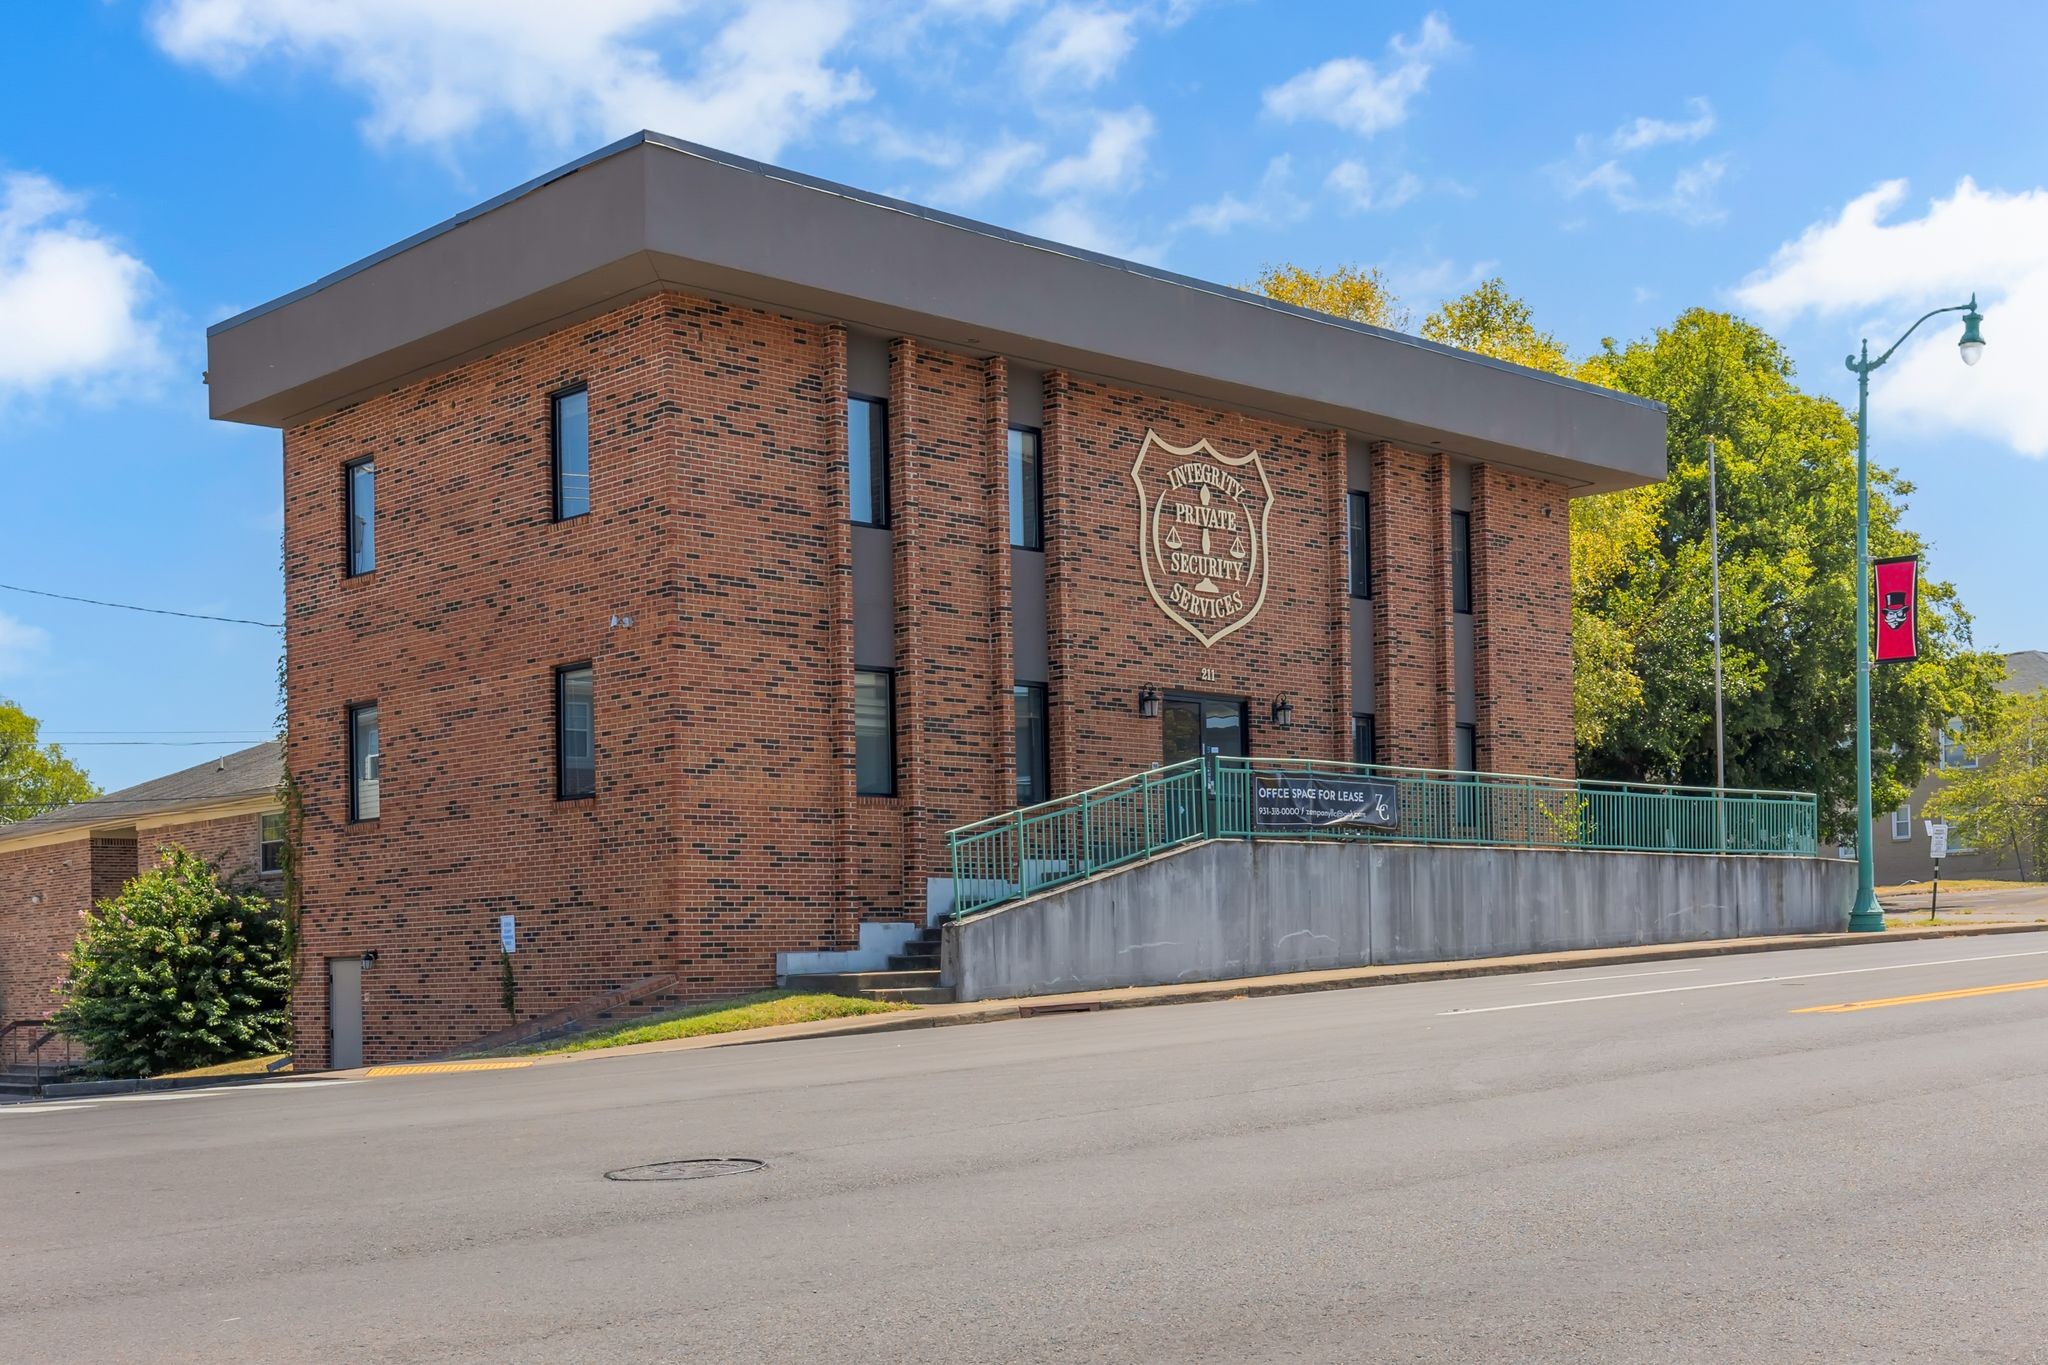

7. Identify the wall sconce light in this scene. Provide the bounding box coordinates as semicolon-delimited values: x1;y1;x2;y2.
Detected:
1138;686;1161;719
1271;697;1294;729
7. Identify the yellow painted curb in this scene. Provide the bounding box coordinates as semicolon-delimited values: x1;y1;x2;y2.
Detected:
363;1059;536;1077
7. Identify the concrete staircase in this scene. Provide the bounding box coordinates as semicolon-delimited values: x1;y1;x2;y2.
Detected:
784;923;953;1004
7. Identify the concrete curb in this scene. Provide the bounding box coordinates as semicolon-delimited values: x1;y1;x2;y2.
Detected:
535;919;2048;1067
38;1068;309;1099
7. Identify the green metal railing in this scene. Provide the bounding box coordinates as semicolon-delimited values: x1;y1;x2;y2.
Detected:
946;755;1819;919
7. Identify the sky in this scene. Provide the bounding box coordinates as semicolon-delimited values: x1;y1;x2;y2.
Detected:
3;0;2046;792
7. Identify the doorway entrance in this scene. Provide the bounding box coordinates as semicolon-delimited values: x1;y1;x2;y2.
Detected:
327;956;364;1071
1162;694;1246;765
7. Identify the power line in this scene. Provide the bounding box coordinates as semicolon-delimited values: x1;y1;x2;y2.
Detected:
0;582;282;629
46;739;271;747
44;729;272;735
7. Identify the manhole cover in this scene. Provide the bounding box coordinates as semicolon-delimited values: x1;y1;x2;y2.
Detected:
604;1158;765;1182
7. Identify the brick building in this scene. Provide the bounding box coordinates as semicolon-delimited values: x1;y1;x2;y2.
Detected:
0;741;284;1027
205;133;1666;1066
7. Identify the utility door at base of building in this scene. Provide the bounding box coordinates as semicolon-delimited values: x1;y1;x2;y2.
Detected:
327;956;364;1071
1162;694;1246;766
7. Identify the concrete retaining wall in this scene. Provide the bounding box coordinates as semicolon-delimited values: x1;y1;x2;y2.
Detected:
942;840;1856;1002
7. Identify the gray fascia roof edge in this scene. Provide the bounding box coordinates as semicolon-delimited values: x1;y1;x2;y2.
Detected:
207;130;1660;416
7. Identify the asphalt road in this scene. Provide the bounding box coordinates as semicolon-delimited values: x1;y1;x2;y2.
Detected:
9;932;2048;1363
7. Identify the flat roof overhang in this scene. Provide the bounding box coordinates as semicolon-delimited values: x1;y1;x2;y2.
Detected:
206;133;1666;495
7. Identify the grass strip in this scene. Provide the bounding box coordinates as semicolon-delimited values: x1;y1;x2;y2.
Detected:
516;991;913;1055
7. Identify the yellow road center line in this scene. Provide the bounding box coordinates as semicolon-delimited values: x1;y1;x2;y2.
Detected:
1793;977;2048;1014
363;1059;535;1077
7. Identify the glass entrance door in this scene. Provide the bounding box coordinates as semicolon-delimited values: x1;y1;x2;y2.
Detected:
1162;695;1246;765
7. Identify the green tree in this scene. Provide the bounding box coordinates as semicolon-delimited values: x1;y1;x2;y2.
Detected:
1420;276;1573;374
1251;263;1409;331
1577;309;2001;833
1925;687;2048;879
1260;267;2002;835
52;847;291;1078
0;699;98;823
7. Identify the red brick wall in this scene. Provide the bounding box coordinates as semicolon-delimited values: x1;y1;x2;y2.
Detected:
284;291;847;1065
89;834;137;904
0;839;92;1023
1471;464;1574;777
1044;374;1349;785
138;814;277;890
1370;443;1456;768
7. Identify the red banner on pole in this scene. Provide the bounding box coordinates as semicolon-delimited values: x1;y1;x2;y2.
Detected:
1873;555;1919;664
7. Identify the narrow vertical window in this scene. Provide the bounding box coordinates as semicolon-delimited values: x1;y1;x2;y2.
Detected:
557;664;595;799
1347;491;1371;599
552;386;590;520
1008;427;1043;550
259;811;287;874
1456;722;1477;773
855;668;896;796
348;704;380;821
1451;509;1471;614
1890;804;1911;841
1014;683;1049;805
848;397;890;527
346;458;376;576
1352;713;1376;767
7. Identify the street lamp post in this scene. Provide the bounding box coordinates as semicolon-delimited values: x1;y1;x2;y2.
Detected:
1842;295;1986;932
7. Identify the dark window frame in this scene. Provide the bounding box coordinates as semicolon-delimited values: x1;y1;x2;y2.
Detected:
1456;722;1478;773
1451;509;1472;615
1347;491;1371;600
555;662;596;801
347;702;380;823
550;383;591;522
259;811;287;875
344;457;376;577
848;394;891;529
1352;712;1377;767
855;666;898;797
1013;681;1050;806
1008;425;1044;551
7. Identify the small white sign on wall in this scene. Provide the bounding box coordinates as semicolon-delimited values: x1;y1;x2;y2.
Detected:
499;913;517;954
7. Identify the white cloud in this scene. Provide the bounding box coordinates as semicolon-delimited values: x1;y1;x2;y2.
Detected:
1325;160;1420;214
1262;12;1459;137
0;612;49;677
1026;199;1165;263
937;135;1048;205
1181;156;1307;234
840;115;964;168
1556;96;1726;224
1565;152;1727;224
1036;106;1153;195
1019;3;1139;92
1733;177;2048;457
1609;97;1714;154
0;173;165;398
150;0;868;160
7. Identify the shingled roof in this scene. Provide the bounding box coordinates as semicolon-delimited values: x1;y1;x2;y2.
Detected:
0;740;282;850
2003;650;2048;694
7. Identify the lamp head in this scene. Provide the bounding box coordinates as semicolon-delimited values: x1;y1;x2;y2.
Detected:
1959;297;1986;367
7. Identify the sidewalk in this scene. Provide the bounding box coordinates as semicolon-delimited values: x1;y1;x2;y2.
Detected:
504;915;2048;1070
27;917;2038;1099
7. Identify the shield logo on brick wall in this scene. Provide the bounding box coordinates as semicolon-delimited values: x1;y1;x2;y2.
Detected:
1131;429;1276;647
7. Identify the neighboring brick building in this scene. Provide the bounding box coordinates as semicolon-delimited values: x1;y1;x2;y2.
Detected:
205;133;1666;1066
0;741;284;1027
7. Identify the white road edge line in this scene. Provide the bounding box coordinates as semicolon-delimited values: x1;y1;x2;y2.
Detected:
1518;967;1704;986
1439;947;2048;1016
1;1078;361;1114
